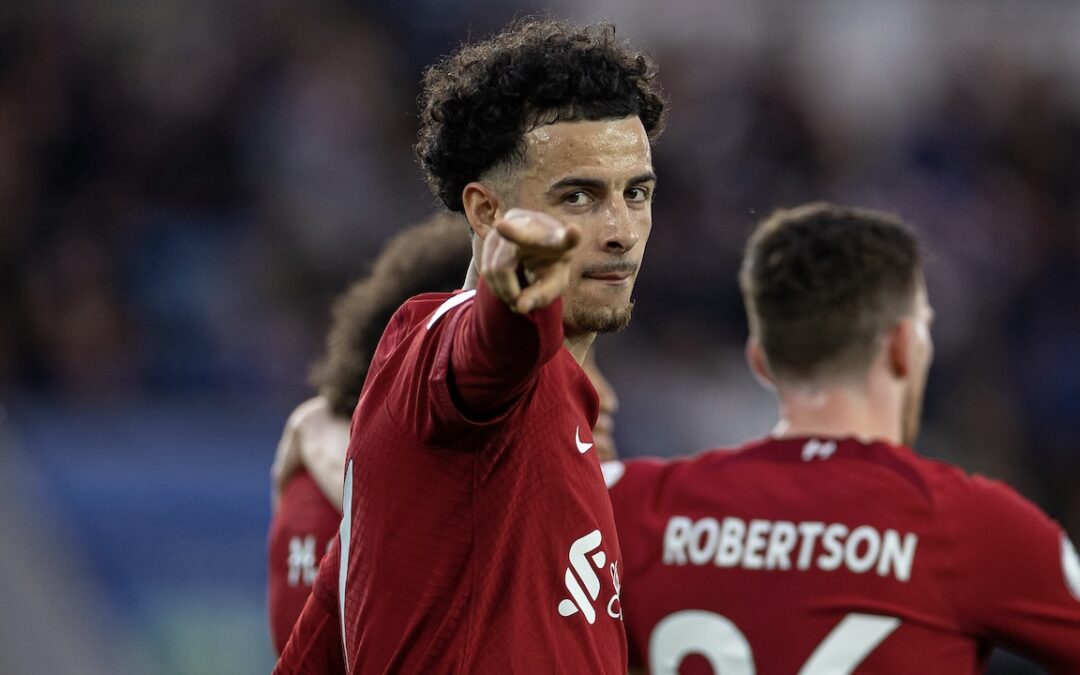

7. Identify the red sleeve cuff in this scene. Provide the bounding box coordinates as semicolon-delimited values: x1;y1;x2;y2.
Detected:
472;277;564;364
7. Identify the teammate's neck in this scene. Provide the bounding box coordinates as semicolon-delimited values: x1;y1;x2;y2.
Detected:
772;381;903;446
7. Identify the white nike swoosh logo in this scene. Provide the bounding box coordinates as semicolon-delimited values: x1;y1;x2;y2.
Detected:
575;426;593;454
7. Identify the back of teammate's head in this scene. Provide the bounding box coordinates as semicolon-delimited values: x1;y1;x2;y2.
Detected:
311;212;472;417
739;203;922;384
415;17;667;213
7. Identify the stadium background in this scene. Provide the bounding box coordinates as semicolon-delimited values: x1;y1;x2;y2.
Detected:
2;0;1079;673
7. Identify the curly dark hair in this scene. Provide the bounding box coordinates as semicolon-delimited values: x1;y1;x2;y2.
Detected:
310;212;472;417
416;18;667;212
739;203;922;381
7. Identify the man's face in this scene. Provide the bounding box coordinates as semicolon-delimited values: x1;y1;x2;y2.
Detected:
506;117;655;335
901;279;934;447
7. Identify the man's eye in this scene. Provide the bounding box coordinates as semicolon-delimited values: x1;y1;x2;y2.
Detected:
626;187;650;202
564;191;591;206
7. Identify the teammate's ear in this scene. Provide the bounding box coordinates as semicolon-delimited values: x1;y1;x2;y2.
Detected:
746;338;776;391
887;319;913;379
461;182;501;240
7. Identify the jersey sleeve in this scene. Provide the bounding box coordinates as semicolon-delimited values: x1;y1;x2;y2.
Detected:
441;278;564;420
273;537;345;675
378;283;565;439
948;476;1080;672
273;590;346;675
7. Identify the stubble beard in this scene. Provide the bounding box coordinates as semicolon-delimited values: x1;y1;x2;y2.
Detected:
568;298;635;334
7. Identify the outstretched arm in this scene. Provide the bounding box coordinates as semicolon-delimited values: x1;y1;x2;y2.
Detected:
447;209;580;419
273;589;346;675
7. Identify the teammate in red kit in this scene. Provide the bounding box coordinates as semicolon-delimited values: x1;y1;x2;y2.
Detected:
583;350;620;463
607;204;1080;674
266;213;471;655
275;18;666;674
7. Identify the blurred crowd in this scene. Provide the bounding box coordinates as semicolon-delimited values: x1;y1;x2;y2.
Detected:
3;0;1079;528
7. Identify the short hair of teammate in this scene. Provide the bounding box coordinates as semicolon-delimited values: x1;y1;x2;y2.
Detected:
415;18;667;212
310;212;471;417
739;203;921;382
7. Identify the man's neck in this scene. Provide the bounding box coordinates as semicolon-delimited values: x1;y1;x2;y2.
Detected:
463;258;480;291
564;332;596;365
772;381;902;446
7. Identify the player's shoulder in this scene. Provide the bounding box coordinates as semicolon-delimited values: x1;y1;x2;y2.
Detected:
894;447;1032;513
371;290;468;363
283;396;349;441
284;396;336;431
602;456;661;489
273;397;335;487
375;290;463;336
401;289;474;328
939;464;1049;529
602;444;743;491
402;289;462;308
875;445;1060;545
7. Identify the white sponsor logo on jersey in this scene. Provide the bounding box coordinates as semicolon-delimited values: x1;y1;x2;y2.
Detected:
802;439;837;461
558;530;615;624
662;515;918;582
1062;535;1080;602
607;561;623;620
288;535;318;587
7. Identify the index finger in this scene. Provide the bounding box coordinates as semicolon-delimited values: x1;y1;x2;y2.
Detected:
495;209;580;254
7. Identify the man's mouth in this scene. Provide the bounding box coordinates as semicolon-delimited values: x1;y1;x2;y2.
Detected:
583;262;637;284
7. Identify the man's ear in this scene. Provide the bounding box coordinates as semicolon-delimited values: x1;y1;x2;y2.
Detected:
746;337;776;391
887;319;913;379
461;182;502;240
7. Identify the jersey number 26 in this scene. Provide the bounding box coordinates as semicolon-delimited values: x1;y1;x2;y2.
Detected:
650;609;899;675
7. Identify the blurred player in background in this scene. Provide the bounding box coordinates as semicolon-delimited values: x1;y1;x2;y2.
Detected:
607;204;1080;674
584;350;620;463
276;17;665;674
266;212;471;655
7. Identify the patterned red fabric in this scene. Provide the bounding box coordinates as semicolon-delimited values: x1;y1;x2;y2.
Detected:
276;281;626;674
607;436;1080;674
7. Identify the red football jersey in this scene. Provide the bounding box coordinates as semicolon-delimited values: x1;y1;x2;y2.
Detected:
276;282;626;674
267;469;341;655
606;436;1080;674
